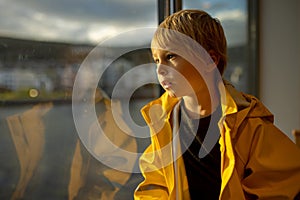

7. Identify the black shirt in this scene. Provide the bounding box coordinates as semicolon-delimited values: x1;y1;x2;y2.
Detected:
179;104;222;200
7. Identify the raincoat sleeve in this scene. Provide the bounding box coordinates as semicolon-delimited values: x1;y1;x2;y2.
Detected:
241;122;300;199
134;144;169;200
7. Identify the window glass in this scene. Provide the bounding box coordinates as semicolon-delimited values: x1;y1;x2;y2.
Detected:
0;1;157;199
0;0;257;199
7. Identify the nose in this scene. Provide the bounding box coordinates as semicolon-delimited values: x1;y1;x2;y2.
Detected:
156;63;168;76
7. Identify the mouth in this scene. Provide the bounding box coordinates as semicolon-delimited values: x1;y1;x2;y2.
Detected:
161;80;172;89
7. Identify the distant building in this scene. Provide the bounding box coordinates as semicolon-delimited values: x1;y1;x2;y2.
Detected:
0;69;54;92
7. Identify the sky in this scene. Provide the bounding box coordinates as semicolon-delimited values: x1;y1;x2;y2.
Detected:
0;0;247;46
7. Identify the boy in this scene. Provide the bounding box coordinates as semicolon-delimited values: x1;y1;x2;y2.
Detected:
134;9;300;199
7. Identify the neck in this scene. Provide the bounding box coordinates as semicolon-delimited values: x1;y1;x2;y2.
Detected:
182;89;220;119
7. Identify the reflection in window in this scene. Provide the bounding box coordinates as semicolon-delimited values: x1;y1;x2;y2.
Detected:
0;1;157;199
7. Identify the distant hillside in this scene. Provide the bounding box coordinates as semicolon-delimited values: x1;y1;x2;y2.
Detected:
0;37;94;64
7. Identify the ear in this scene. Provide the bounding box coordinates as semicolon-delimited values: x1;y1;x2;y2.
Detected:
208;50;220;66
204;50;219;72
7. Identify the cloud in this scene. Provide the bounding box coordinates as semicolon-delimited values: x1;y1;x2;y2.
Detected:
0;0;157;44
215;9;247;46
215;9;246;21
0;0;247;46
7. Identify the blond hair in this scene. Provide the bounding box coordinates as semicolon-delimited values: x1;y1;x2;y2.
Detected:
155;9;227;75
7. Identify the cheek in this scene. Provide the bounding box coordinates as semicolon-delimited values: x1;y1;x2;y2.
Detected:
183;65;200;78
175;61;196;78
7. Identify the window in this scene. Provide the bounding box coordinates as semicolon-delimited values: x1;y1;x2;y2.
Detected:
0;1;157;199
0;0;258;199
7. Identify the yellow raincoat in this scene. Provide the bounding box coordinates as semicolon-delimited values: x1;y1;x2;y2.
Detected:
134;82;300;199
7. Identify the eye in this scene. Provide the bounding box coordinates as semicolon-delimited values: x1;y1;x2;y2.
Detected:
166;54;175;60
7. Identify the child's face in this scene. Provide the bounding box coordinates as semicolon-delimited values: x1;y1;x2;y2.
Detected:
152;48;208;98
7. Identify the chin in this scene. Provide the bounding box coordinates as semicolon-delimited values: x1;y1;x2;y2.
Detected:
167;91;177;98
